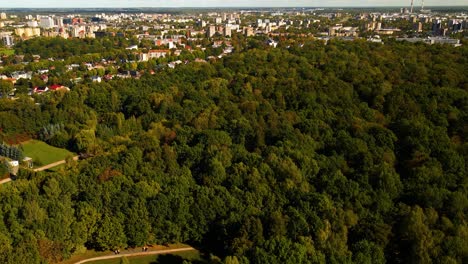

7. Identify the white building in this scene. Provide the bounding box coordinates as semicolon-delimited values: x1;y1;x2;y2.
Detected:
0;13;7;20
54;17;64;28
40;16;55;29
148;50;170;59
224;24;232;37
15;27;41;38
91;76;102;83
11;71;32;80
8;161;19;167
1;34;14;46
27;20;39;27
126;45;138;50
139;53;149;62
266;39;278;48
207;25;216;37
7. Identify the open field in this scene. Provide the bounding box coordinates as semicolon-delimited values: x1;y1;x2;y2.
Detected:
20;140;74;166
60;244;197;264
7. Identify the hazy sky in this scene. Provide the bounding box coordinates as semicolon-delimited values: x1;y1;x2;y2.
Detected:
0;0;466;8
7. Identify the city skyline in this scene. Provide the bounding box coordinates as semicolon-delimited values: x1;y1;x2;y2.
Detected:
0;0;467;8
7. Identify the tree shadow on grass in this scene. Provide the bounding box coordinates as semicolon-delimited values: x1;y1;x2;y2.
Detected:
150;254;207;264
150;254;185;264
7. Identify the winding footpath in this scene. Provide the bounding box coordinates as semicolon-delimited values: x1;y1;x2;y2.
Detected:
0;178;12;184
33;156;79;172
73;247;196;264
0;156;79;185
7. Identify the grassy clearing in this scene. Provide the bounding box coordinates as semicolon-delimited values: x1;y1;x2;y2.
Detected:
60;244;198;264
87;250;202;264
60;250;110;264
46;163;65;172
20;140;74;166
0;48;14;56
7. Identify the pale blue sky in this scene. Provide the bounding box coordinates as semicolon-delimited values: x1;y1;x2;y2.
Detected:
0;0;466;8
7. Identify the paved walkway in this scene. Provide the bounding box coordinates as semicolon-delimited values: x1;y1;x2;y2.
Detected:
74;247;196;264
33;156;79;172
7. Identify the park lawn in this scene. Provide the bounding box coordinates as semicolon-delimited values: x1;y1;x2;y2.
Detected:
60;244;198;264
87;250;202;264
0;48;15;56
46;163;65;172
21;140;74;166
60;250;110;264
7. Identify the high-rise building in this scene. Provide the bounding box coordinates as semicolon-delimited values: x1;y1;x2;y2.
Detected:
414;22;423;32
224;24;232;37
432;19;442;35
244;27;254;37
15;27;41;38
40;17;55;28
27;21;39;27
55;17;64;28
207;25;216;37
423;17;432;23
72;17;85;24
1;34;14;46
376;22;382;30
197;19;206;27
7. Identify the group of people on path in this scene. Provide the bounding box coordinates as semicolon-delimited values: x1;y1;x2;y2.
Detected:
113;246;149;255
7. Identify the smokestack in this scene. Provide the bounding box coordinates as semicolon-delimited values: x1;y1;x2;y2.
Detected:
421;0;425;11
411;0;414;13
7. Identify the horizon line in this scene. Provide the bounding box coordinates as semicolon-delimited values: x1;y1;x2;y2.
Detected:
1;5;467;8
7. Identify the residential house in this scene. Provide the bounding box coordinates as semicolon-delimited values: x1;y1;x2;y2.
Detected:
91;76;102;83
148;50;170;59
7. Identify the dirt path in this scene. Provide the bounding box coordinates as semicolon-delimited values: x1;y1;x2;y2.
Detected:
73;247;196;264
0;178;12;185
0;156;79;185
34;156;79;172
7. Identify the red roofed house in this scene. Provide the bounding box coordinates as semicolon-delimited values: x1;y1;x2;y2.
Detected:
33;86;48;94
49;84;70;91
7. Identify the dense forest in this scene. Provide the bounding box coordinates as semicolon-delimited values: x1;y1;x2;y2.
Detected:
13;37;138;59
0;39;467;263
